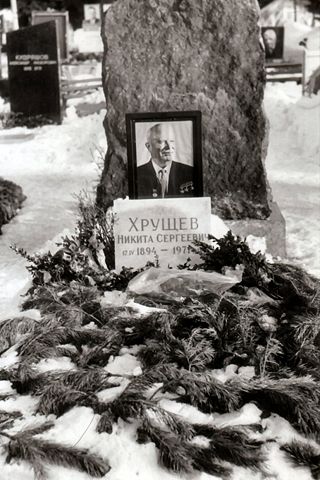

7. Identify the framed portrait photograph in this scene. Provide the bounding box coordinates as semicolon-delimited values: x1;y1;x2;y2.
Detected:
126;111;203;200
261;26;285;61
83;4;101;25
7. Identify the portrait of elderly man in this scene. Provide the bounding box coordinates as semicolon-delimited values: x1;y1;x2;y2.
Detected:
84;4;100;25
136;122;194;199
262;27;284;60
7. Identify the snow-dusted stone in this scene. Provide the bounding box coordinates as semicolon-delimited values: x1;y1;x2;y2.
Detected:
225;201;286;257
97;0;270;220
0;177;26;233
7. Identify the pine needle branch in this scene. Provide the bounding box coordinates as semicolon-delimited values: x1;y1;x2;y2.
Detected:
194;424;265;469
148;365;240;413
3;433;110;479
139;418;231;478
190;232;270;288
239;375;320;437
139;419;194;473
281;440;320;479
191;445;232;478
37;384;99;417
145;404;195;440
0;316;37;355
58;368;113;394
0;410;23;432
258;334;283;376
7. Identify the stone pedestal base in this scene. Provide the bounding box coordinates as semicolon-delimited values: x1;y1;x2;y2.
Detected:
225;202;286;258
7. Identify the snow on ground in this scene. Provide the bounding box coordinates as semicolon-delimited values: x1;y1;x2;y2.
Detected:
0;355;314;480
0;95;106;318
264;82;320;277
0;82;319;480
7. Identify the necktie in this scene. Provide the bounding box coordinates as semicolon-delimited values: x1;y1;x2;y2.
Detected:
158;169;167;198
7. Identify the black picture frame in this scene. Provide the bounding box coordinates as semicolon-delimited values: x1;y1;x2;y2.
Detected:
126;110;203;200
261;26;285;62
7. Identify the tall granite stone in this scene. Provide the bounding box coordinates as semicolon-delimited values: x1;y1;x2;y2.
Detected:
97;0;270;220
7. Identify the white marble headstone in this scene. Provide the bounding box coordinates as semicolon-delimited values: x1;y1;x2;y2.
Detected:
113;197;211;271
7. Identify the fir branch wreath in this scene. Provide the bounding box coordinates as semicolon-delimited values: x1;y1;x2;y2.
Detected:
4;198;320;478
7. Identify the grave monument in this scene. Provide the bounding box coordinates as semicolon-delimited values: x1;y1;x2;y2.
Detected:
7;21;61;122
97;0;286;257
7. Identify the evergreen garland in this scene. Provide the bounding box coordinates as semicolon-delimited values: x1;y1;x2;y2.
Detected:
193;424;264;470
4;204;320;478
190;232;271;288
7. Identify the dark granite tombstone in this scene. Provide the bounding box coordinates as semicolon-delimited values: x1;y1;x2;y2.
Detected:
7;21;61;123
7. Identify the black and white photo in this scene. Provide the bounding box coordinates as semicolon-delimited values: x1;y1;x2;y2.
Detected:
261;26;284;61
0;1;319;478
83;4;100;26
126;111;203;199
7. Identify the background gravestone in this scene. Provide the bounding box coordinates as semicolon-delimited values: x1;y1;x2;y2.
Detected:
31;12;69;61
97;0;271;220
7;21;61;123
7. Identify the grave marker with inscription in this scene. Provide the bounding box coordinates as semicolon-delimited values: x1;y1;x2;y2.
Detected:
97;0;286;256
114;197;211;271
98;0;270;220
7;21;61;123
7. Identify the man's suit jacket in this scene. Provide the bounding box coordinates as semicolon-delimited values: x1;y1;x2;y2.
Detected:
137;160;194;198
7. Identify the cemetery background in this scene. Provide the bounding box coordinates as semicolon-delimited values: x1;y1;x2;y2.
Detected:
0;1;319;479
